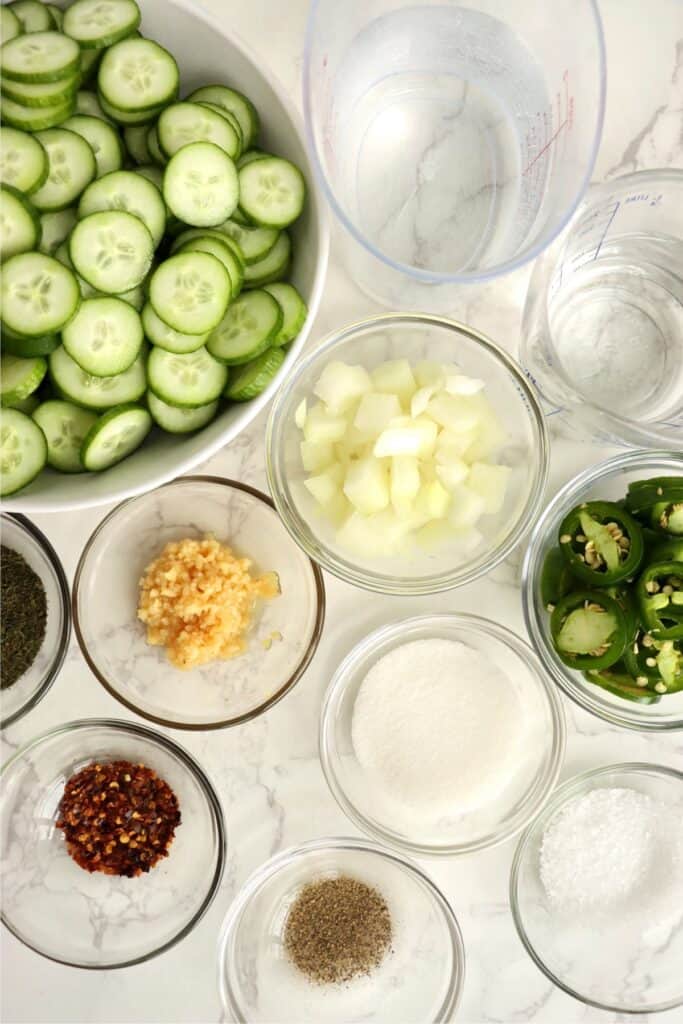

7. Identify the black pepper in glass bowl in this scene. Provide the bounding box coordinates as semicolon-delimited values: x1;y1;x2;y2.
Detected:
0;514;70;729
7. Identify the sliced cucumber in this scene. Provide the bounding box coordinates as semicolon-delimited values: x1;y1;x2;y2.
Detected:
134;164;165;201
1;329;59;357
0;184;41;262
141;301;208;354
7;1;54;34
75;89;111;121
238;157;305;229
0;407;47;495
97;90;165;124
1;251;80;335
1;7;23;44
236;148;269;169
224;346;285;402
217;218;278;265
64;0;141;49
163;140;238;228
98;37;179;111
243;231;291;288
186;84;259;150
207;289;282;366
264;282;307;346
78;169;165;246
176;234;243;299
49;344;146;409
81;401;151;470
146;123;166;165
0;354;47;406
8;394;40;414
0;127;48;194
1;31;81;85
119;281;145;311
62;296;143;376
32;398;97;472
147;390;218;433
0;71;80;109
157;101;240;160
46;5;63;30
80;47;101;83
123;123;151;164
148;251;230;334
0;92;75;130
30;127;97;211
39;206;77;254
147;345;227;407
62;114;124;178
195;102;243;152
69;209;153;293
54;237;99;297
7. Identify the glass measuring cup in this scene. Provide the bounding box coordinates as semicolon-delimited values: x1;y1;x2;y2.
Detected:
303;0;606;310
520;169;683;448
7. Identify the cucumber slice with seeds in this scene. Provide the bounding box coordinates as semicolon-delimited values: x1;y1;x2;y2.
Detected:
1;32;81;84
1;7;23;44
195;102;243;152
1;252;80;335
163;141;238;228
0;92;75;130
238;157;305;228
207;289;282;365
62;114;124;178
147;390;218;433
264;282;307;346
224;346;285;402
123;123;151;164
175;233;243;299
148;250;230;335
69;209;153;293
0;407;47;495
0;127;48;194
81;402;151;470
186;84;259;149
78;169;165;246
147;345;227;407
243;231;291;287
49;344;146;409
32;398;97;472
0;184;41;261
75;89;112;121
1;354;47;406
39;206;77;255
7;1;54;34
62;296;143;375
0;72;80;108
63;0;141;49
97;37;179;111
157;101;241;160
97;90;165;124
30;127;97;211
217;219;278;265
141;302;208;354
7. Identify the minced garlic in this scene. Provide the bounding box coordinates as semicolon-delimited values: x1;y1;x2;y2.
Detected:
137;535;278;670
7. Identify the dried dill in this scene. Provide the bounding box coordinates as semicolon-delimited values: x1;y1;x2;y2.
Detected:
1;545;47;689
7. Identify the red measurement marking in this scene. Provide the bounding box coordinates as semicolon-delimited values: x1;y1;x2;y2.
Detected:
522;69;572;176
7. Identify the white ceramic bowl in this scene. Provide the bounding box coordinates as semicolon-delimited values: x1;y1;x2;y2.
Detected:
4;0;328;514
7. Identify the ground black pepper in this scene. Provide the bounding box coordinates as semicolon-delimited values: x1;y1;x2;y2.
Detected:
56;760;181;877
0;545;47;690
283;875;392;985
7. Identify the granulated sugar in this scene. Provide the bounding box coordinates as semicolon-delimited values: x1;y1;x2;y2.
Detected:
540;787;681;914
350;638;526;816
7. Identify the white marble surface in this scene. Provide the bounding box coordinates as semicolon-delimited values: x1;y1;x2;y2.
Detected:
2;0;683;1021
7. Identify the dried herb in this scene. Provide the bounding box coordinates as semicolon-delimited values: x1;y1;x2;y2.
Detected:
284;875;392;985
56;760;181;877
1;545;47;690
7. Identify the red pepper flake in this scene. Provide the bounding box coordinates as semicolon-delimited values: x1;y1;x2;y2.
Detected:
56;760;181;878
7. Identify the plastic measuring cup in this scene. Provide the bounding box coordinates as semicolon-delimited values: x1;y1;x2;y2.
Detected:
303;0;606;310
520;169;683;449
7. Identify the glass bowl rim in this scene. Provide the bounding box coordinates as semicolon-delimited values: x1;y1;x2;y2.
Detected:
0;715;227;970
1;512;71;730
216;834;466;1022
521;449;683;732
266;312;550;596
319;612;566;856
509;760;683;1015
71;475;327;731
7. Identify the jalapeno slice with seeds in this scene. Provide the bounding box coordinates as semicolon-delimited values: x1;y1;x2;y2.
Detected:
625;477;683;516
649;500;683;536
550;589;628;670
583;663;663;705
558;500;644;585
636;560;683;640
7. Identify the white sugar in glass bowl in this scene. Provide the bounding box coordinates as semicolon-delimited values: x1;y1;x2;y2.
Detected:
3;0;328;514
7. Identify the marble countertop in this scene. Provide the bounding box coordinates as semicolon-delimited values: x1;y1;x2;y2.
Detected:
2;1;682;1021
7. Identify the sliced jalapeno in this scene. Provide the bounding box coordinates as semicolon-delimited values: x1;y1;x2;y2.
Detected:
650;500;683;536
540;547;576;609
624;633;683;694
637;560;683;641
550;590;628;670
650;538;683;562
625;477;683;516
558;500;644;585
583;664;662;705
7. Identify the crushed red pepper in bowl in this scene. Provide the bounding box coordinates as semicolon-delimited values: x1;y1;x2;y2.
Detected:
56;760;181;878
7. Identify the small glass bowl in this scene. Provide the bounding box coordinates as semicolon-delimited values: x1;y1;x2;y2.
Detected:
319;614;565;855
522;450;683;731
0;718;226;968
266;314;548;595
1;514;71;729
217;837;465;1023
510;762;683;1014
73;476;325;730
